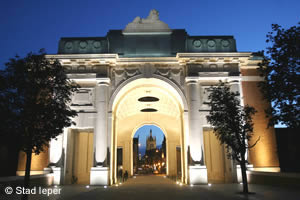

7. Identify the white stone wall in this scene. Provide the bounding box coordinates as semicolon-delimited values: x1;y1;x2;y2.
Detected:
45;52;257;185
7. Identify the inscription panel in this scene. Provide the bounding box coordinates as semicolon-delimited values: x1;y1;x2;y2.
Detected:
71;88;95;110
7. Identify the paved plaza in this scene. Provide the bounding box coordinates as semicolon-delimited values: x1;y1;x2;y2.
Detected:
1;175;300;200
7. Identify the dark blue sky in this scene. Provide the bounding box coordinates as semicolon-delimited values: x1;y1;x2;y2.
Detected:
0;0;299;67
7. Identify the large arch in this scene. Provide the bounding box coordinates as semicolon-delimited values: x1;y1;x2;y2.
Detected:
109;74;188;112
109;77;189;184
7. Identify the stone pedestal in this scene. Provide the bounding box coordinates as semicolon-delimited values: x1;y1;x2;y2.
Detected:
44;167;51;174
44;167;61;185
53;167;61;185
236;164;253;183
189;165;207;184
90;167;110;185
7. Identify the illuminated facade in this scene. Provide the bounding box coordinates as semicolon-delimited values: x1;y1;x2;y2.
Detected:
17;10;279;185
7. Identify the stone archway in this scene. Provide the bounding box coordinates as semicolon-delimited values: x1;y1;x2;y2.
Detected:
109;77;188;184
130;123;168;176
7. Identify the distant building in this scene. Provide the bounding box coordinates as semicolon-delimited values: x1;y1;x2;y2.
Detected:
146;129;156;151
143;129;166;174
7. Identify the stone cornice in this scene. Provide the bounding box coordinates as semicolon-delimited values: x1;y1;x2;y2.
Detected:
46;54;118;67
186;76;241;83
96;78;111;85
45;54;118;59
177;52;253;65
117;57;178;64
241;76;264;81
177;52;252;58
46;52;260;68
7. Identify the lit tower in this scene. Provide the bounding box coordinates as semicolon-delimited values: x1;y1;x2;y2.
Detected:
146;129;156;151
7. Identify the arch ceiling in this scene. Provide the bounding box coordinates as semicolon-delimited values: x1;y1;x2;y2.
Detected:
113;78;183;120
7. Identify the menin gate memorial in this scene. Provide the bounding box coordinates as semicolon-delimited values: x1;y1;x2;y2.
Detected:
17;10;279;185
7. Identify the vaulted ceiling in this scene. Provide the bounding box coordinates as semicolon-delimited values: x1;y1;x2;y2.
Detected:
113;78;184;120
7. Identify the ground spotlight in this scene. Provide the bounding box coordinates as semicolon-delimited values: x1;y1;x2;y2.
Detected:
190;184;194;187
240;182;243;185
208;183;212;187
180;183;183;186
86;185;90;189
104;186;107;188
176;181;179;184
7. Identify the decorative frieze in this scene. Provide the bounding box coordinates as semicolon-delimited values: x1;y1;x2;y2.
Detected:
111;67;142;88
187;63;239;76
154;66;184;88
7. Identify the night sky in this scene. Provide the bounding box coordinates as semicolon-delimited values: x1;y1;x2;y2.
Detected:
0;1;297;136
1;0;299;67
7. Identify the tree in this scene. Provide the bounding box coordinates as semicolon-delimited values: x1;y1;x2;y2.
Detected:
206;81;258;193
0;71;21;177
0;49;78;199
258;22;300;128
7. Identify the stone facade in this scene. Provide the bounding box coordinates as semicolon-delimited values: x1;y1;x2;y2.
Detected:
17;10;279;186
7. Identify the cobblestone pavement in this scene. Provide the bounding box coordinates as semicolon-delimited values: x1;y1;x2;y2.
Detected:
1;175;299;200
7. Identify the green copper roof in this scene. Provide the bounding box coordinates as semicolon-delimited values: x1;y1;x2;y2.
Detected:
58;29;237;57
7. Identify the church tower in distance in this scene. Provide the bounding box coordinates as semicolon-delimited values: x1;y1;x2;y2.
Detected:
146;129;156;151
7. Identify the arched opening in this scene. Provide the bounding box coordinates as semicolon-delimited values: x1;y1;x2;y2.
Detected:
110;78;188;184
132;125;167;175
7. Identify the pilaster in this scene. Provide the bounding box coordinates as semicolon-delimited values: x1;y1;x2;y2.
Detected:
94;78;110;166
185;78;204;164
185;77;207;184
91;78;111;185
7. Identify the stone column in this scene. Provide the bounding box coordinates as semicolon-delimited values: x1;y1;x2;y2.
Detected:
229;79;242;103
91;78;110;185
49;134;63;165
44;128;67;185
182;111;189;184
107;112;114;184
229;79;251;181
186;78;203;164
107;112;113;167
94;79;110;166
229;79;248;162
186;78;207;184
